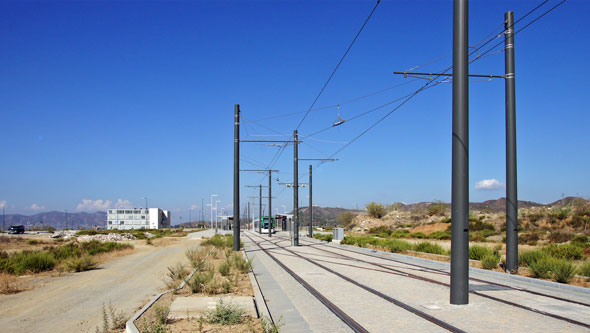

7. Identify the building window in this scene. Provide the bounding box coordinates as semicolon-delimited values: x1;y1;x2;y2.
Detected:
117;210;124;214
108;221;112;225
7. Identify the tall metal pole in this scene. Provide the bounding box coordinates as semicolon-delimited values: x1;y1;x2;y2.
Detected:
234;104;240;250
259;185;262;234
504;11;518;273
450;0;469;305
309;164;313;238
247;201;250;230
268;171;272;237
293;130;299;246
201;198;204;226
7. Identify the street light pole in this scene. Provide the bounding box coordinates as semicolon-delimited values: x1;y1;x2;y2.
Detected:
210;194;218;230
309;164;313;238
233;104;240;250
293;130;299;246
215;200;221;233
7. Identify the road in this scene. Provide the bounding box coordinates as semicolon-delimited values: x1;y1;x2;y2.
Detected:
0;234;204;333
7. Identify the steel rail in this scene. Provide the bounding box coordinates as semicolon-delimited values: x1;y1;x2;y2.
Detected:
247;231;465;333
243;233;368;333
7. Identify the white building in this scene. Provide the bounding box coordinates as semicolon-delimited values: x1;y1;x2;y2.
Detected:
106;208;171;230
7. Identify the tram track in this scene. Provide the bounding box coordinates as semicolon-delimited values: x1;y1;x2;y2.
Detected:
264;233;590;329
245;231;466;332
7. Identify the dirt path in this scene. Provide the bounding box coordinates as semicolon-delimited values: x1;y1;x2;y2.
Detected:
0;236;202;332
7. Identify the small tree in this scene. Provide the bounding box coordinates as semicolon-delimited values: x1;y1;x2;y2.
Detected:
366;202;385;218
338;212;355;229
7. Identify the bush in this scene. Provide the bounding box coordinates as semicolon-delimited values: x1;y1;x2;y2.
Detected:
230;253;253;273
368;226;392;236
79;240;133;256
481;254;500;270
529;256;556;279
428;202;447;216
202;234;242;249
390;230;411;238
552;259;576;283
410;232;427;239
470;220;496;232
313;233;333;242
27;240;39;245
428;231;451;240
66;255;97;272
579;262;590;278
469;245;494;261
571;235;590;248
48;243;82;260
519;250;547;267
542;244;583;260
340;236;412;253
189;270;214;293
413;242;446;255
338;212;355;229
219;261;231;277
10;251;56;274
387;239;413;253
366;202;385;218
154;305;170;325
207;299;245;325
167;263;187;281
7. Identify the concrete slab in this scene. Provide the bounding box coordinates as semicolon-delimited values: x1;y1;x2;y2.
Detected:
168;296;257;320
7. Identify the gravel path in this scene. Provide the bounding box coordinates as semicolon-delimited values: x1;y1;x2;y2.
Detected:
0;236;202;332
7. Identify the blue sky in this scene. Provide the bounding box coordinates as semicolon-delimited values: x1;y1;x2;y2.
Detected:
1;0;588;222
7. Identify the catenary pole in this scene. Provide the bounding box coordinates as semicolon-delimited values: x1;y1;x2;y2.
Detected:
504;11;518;273
233;104;240;251
268;170;272;237
309;164;313;238
293;130;299;246
451;0;469;305
259;185;262;234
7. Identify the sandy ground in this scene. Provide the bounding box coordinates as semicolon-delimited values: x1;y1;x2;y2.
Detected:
0;236;201;333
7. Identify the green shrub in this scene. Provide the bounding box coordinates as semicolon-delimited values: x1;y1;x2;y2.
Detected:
441;217;452;223
189;270;214;293
571;235;590;248
552;259;576;283
542;244;583;260
27;240;39;245
49;243;82;260
366;202;385;218
469;245;493;261
578;262;590;278
230;253;253;273
410;232;427;239
413;242;446;255
202;234;237;249
313;233;333;242
338;212;355;229
154;305;170;325
428;231;451;240
11;251;56;274
368;226;392;236
167;263;187;281
66;255;97;272
481;254;500;270
470;220;496;231
219;261;231;277
79;240;133;256
519;250;547;267
428;202;447;216
529;256;556;279
207;299;245;325
390;230;411;238
386;239;413;253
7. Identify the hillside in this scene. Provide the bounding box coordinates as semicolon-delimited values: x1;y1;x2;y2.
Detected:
1;211;106;230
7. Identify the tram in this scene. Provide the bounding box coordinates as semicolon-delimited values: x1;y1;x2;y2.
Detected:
259;216;276;234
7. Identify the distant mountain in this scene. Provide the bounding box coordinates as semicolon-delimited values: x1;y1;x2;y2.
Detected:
0;211;106;230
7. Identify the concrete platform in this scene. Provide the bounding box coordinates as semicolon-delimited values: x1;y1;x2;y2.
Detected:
168;296;257;319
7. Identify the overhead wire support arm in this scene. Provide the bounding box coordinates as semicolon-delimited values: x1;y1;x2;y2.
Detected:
393;71;505;79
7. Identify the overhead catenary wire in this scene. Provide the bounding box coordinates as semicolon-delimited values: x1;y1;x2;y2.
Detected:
311;0;566;171
295;0;381;132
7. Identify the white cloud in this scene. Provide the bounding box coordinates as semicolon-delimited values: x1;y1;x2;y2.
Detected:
31;203;46;211
76;199;112;211
115;199;134;209
0;200;6;209
191;204;200;210
475;179;504;191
